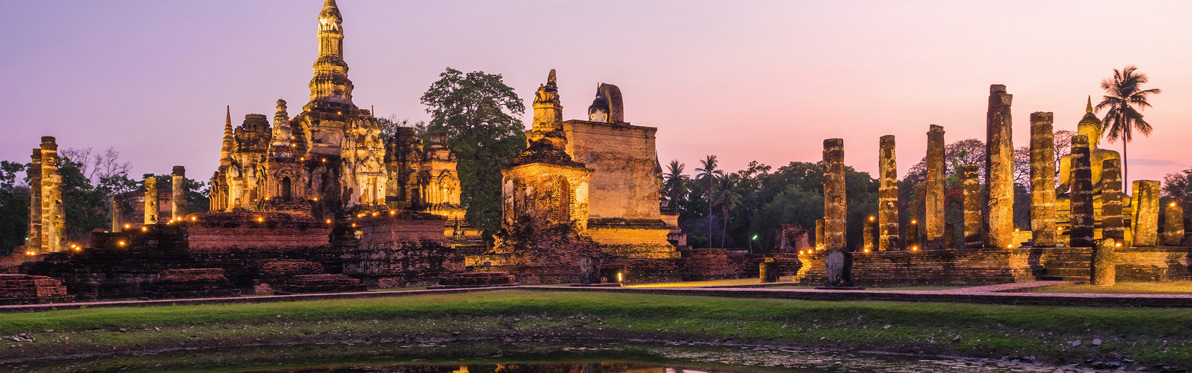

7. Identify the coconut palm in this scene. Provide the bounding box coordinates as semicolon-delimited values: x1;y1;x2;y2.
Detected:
695;155;723;247
713;174;742;248
662;160;688;208
1095;65;1161;192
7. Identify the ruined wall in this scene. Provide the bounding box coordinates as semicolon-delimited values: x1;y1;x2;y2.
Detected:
562;120;662;221
345;212;462;287
186;212;332;251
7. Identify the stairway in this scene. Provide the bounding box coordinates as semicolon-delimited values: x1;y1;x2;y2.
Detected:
1036;247;1092;282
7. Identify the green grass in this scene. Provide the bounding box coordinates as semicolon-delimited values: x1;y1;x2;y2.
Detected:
0;290;1188;368
1020;281;1192;294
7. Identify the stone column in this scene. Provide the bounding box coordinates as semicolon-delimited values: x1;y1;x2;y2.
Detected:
1164;202;1185;246
1101;159;1124;242
171;166;187;220
1070;135;1095;247
111;196;122;233
822;139;847;251
40;137;64;253
962;163;983;248
26;149;42;253
1132;180;1161;247
925;125;946;250
144;176;159;225
878;135;900;251
1091;238;1116;286
814;219;825;251
984;85;1014;249
863;215;876;253
1029;112;1057;247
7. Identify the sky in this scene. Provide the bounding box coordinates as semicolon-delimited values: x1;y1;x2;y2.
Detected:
1;0;1190;186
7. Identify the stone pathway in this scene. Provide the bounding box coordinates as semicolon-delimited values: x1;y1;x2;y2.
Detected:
934;280;1071;294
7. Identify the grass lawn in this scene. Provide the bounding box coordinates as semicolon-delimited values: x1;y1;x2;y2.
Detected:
1020;281;1192;294
0;290;1187;368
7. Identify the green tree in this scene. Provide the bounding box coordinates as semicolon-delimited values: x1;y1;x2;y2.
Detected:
694;155;723;248
712;174;742;248
1096;65;1162;192
662;160;688;209
420;68;526;236
1163;168;1192;207
0;161;29;254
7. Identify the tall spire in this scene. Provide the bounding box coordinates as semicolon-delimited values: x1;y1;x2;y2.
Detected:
307;0;355;112
220;105;235;166
1086;95;1093;113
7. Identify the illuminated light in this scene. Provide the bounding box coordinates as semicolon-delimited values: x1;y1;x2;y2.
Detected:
1171;202;1178;207
300;157;305;161
1115;242;1122;248
371;212;379;217
911;246;919;252
389;210;396;216
25;250;35;256
616;272;623;283
350;223;357;228
322;158;327;163
337;111;342;115
140;226;148;232
863;248;870;253
1006;244;1013;249
325;219;333;225
911;219;917;224
357;213;365;218
73;246;82;252
124;223;131;229
313;197;320;202
265;197;270;201
190;216;197;222
117;240;127;247
256;217;265;223
869;216;875;222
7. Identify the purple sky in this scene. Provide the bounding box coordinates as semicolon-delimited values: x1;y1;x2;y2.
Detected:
2;1;1190;185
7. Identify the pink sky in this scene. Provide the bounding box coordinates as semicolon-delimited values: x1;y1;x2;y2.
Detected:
2;0;1189;185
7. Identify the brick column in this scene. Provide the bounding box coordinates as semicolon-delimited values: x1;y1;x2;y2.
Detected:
962;163;983;248
1070;135;1094;247
878;135;900;251
925;125;946;249
1029;112;1056;247
985;85;1014;249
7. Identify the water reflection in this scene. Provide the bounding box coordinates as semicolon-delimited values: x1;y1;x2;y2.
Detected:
5;341;1101;372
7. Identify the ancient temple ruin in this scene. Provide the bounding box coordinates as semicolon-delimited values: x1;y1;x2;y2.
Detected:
24;137;65;255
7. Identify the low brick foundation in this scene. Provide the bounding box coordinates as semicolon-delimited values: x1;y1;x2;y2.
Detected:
281;274;366;294
0;274;73;305
148;268;240;299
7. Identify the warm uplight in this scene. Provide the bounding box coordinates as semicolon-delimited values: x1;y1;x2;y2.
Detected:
357;213;365;218
117;240;127;247
300;157;305;161
1006;244;1013;249
350;223;357;228
616;272;623;283
1171;202;1178;207
265;197;270;201
256;217;265;223
25;250;35;256
1115;242;1122;247
371;212;379;217
124;223;131;229
863;248;870;253
911;246;919;251
313;197;320;202
190;216;197;222
140;226;148;232
325;219;333;225
869;216;875;222
911;219;917;224
389;210;396;216
321;158;327;163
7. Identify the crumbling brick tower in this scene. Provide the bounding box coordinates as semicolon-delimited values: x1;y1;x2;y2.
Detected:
26;137;65;254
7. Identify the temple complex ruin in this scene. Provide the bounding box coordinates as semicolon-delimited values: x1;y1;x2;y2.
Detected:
24;137;65;255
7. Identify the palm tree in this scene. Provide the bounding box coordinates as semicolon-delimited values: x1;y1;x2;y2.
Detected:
1095;65;1161;193
695;155;723;247
713;174;742;248
662;160;688;208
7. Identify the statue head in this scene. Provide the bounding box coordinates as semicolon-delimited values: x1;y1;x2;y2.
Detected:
1077;96;1103;149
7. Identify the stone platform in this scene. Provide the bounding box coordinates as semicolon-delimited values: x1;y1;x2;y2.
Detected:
795;246;1191;287
0;274;73;305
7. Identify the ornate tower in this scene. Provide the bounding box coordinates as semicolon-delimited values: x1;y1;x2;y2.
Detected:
307;0;355;113
220;106;234;167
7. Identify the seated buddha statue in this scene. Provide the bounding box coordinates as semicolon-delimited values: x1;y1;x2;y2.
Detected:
1055;97;1125;235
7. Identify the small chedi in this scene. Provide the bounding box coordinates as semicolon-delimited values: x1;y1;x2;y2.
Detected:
796;84;1190;287
471;70;682;284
